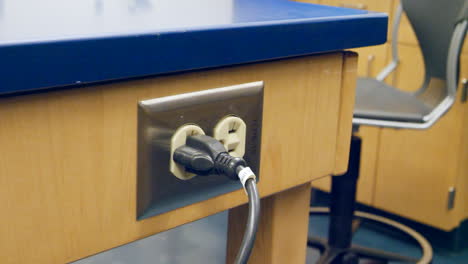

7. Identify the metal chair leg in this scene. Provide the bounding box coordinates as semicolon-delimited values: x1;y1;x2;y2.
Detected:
325;136;361;262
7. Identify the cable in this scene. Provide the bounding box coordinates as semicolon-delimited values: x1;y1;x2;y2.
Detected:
235;176;260;264
173;135;261;264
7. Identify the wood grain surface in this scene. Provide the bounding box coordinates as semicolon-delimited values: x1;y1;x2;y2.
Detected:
0;53;355;263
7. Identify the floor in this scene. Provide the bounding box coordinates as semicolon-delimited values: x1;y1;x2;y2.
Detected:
72;205;468;264
72;212;228;264
307;213;468;264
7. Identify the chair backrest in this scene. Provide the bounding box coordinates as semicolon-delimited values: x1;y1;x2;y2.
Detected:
353;1;467;129
401;0;465;81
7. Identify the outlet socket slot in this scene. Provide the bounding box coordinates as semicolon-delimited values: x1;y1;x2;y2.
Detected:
214;115;247;157
137;82;263;220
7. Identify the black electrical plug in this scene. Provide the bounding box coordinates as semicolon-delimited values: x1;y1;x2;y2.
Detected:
173;135;247;180
172;145;214;175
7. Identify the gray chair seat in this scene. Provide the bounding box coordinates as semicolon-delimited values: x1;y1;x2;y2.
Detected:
354;78;431;123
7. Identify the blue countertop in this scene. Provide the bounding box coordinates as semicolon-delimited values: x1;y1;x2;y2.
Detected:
0;0;387;95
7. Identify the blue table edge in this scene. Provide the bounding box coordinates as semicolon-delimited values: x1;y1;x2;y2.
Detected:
0;2;388;95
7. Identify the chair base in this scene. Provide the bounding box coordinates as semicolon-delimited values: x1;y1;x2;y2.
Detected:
308;208;432;264
307;136;432;264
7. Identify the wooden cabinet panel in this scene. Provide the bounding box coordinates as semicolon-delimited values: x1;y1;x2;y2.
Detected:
354;126;381;205
454;55;468;223
457;93;468;222
334;53;359;175
386;44;424;92
0;53;356;264
311;175;331;193
322;0;392;14
464;39;468;55
374;55;468;231
311;52;358;193
395;0;418;46
398;12;418;46
353;44;390;78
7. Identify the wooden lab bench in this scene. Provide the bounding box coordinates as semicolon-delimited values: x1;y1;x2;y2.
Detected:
0;0;387;263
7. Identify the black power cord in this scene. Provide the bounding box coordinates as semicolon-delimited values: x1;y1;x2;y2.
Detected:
173;135;260;264
236;173;260;264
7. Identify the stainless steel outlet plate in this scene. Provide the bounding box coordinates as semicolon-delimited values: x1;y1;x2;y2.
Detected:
137;81;263;220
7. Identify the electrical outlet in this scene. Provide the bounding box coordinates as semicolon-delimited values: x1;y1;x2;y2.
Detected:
213;116;246;157
137;81;263;220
